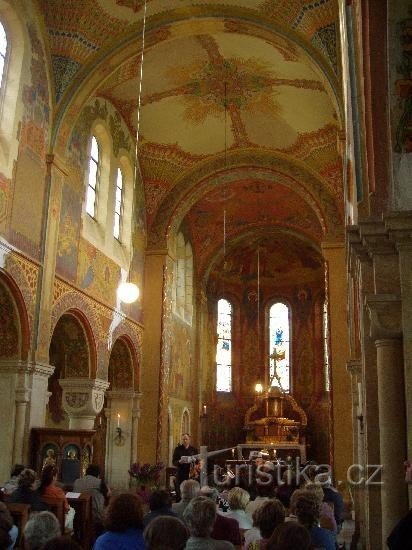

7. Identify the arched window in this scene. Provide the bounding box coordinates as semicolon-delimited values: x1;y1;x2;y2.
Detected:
269;302;290;392
216;298;232;392
0;22;7;88
175;232;193;324
113;167;123;239
85;136;100;217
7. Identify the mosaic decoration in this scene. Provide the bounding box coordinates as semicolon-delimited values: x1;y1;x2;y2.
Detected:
312;22;338;74
76;239;121;306
52;56;82;102
187;180;324;276
3;247;38;334
157;258;174;461
23;25;50;131
108;339;133;389
68;99;108;167
394;8;412;153
53;314;90;378
0;172;10;225
56;184;81;282
169;320;193;400
0;282;20;358
68;98;131;167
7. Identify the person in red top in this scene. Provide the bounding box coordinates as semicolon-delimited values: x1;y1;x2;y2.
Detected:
39;465;70;514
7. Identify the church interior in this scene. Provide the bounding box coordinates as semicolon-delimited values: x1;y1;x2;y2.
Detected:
0;0;411;547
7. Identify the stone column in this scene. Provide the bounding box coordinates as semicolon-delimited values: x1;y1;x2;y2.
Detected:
0;360;55;480
386;212;412;505
321;242;352;484
347;226;382;550
13;388;30;466
59;378;109;430
366;295;408;545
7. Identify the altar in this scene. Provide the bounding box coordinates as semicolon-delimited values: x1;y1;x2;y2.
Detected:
240;385;307;462
234;442;306;463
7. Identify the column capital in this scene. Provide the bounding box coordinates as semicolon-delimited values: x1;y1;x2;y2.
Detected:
346;226;371;267
346;359;362;377
365;294;402;340
359;220;397;258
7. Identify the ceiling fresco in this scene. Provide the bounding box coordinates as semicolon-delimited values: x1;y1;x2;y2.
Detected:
185;179;324;277
36;0;344;284
207;232;324;295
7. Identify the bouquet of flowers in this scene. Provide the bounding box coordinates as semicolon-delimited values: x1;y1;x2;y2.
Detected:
128;461;165;487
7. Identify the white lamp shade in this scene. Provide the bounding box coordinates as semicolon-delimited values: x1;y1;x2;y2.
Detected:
117;282;140;303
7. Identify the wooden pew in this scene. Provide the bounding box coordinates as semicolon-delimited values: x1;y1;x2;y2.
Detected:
67;493;92;549
6;502;30;550
41;496;66;534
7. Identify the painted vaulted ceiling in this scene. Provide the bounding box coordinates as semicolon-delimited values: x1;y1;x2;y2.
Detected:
37;0;344;288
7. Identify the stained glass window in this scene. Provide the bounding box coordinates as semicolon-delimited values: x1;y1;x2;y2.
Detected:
216;298;232;392
113;168;123;239
0;23;7;88
269;302;290;392
86;136;99;217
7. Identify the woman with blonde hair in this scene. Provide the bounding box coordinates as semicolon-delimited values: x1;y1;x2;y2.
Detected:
224;487;253;530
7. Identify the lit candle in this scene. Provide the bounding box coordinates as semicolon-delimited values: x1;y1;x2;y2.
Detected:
117;413;120;428
203;404;207;415
231;448;235;458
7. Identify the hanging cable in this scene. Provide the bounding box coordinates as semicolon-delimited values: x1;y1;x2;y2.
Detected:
118;0;147;304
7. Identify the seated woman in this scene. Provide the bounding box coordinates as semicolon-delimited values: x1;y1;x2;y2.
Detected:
244;499;285;549
39;465;70;515
9;468;48;511
294;491;336;550
93;493;146;550
223;487;253;530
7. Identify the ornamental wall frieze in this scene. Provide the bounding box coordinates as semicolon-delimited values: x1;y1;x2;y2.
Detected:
1;246;38;326
109;319;143;363
51;280;103;340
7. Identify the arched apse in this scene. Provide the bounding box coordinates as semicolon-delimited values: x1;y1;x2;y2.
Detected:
47;311;94;427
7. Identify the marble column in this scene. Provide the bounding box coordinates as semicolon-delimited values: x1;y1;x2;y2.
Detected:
366;295;408;545
59;378;109;430
0;360;54;480
386;212;412;506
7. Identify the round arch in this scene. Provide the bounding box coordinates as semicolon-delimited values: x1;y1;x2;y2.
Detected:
0;268;30;360
148;150;343;253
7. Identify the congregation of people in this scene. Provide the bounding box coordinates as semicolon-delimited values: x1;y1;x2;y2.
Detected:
0;458;343;550
2;455;411;549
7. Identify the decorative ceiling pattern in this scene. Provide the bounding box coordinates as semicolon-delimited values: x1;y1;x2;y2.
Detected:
36;0;344;284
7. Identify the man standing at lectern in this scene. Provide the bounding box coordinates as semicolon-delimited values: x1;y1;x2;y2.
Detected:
172;433;198;502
